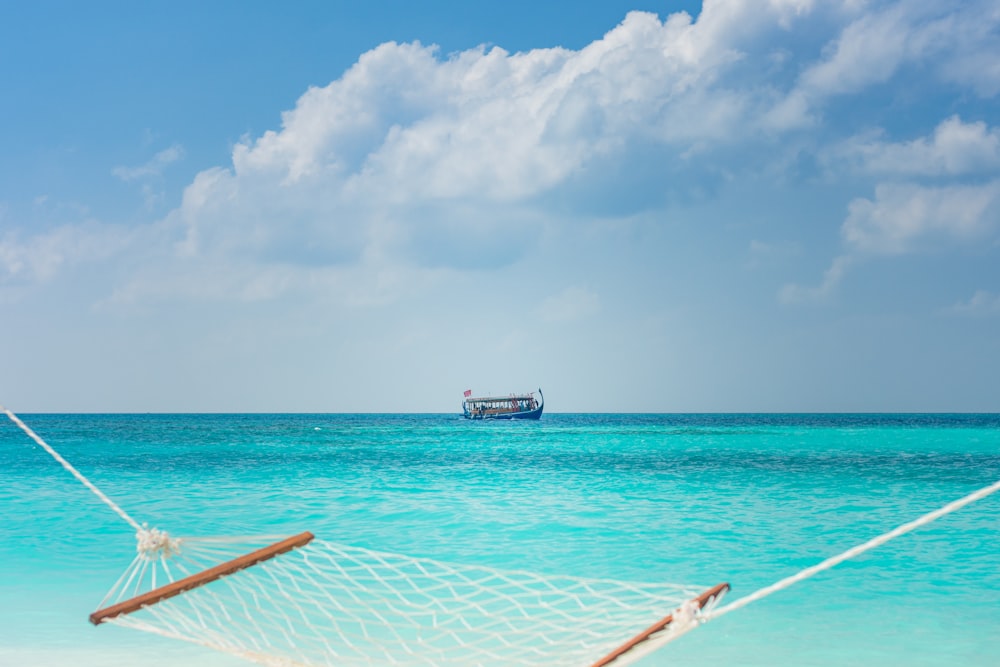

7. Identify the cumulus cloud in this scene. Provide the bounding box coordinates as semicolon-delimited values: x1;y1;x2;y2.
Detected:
769;1;1000;129
185;5;881;232
936;2;1000;96
800;4;917;97
172;7;820;284
838;116;1000;176
784;102;1000;303
174;2;881;283
783;179;1000;302
842;181;1000;254
0;222;133;286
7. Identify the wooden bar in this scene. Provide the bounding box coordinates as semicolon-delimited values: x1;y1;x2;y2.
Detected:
90;531;315;625
589;582;730;667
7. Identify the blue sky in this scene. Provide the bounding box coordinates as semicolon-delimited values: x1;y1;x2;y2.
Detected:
1;0;998;412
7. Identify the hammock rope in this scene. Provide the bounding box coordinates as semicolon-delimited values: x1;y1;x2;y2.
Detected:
3;404;143;532
704;477;1000;621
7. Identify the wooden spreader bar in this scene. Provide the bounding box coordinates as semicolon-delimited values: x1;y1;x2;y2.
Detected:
589;582;730;667
90;531;315;625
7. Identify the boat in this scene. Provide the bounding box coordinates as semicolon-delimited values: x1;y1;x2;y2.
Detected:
462;389;544;420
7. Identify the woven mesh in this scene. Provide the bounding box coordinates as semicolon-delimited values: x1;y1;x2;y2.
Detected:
103;536;705;667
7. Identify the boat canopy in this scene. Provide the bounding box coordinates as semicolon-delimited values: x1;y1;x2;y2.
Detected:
464;392;536;405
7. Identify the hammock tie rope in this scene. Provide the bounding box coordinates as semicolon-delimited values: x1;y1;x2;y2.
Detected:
704;476;1000;621
3;404;142;532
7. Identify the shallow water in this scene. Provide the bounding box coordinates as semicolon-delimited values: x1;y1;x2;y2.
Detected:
2;413;998;666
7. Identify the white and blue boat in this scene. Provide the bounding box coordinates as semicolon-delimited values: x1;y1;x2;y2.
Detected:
462;389;543;420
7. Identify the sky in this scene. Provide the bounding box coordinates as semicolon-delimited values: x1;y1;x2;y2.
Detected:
1;0;998;413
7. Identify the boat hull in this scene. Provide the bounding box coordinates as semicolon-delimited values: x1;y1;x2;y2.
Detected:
465;405;543;420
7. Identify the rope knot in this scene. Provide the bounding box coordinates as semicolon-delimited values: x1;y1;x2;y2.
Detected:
670;599;702;633
136;524;182;560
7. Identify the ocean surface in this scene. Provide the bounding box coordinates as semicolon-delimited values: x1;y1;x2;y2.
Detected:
2;413;998;667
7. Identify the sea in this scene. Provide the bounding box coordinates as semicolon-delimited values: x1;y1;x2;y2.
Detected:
2;413;998;667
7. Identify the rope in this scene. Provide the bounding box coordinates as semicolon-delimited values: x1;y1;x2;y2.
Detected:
2;404;143;532
705;477;1000;621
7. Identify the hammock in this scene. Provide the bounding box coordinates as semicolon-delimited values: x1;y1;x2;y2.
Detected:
90;529;726;667
5;405;999;667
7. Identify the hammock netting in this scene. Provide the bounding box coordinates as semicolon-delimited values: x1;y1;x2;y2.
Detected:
97;530;716;667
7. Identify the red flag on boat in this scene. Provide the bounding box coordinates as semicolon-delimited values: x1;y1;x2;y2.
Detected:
464;389;472;397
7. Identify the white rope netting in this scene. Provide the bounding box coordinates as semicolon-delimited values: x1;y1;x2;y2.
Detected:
103;534;711;667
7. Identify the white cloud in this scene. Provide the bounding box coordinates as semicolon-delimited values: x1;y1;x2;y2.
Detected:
783;115;1000;302
780;254;853;303
800;3;915;97
936;2;1000;96
783;178;1000;303
174;4;872;286
538;286;600;322
173;8;810;287
842;180;1000;254
839;116;1000;175
223;8;780;201
769;1;1000;129
112;144;185;182
0;222;133;285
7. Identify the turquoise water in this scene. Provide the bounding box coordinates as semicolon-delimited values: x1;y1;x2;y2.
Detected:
2;413;999;666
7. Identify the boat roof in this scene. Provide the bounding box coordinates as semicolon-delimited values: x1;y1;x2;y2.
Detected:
466;392;536;401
